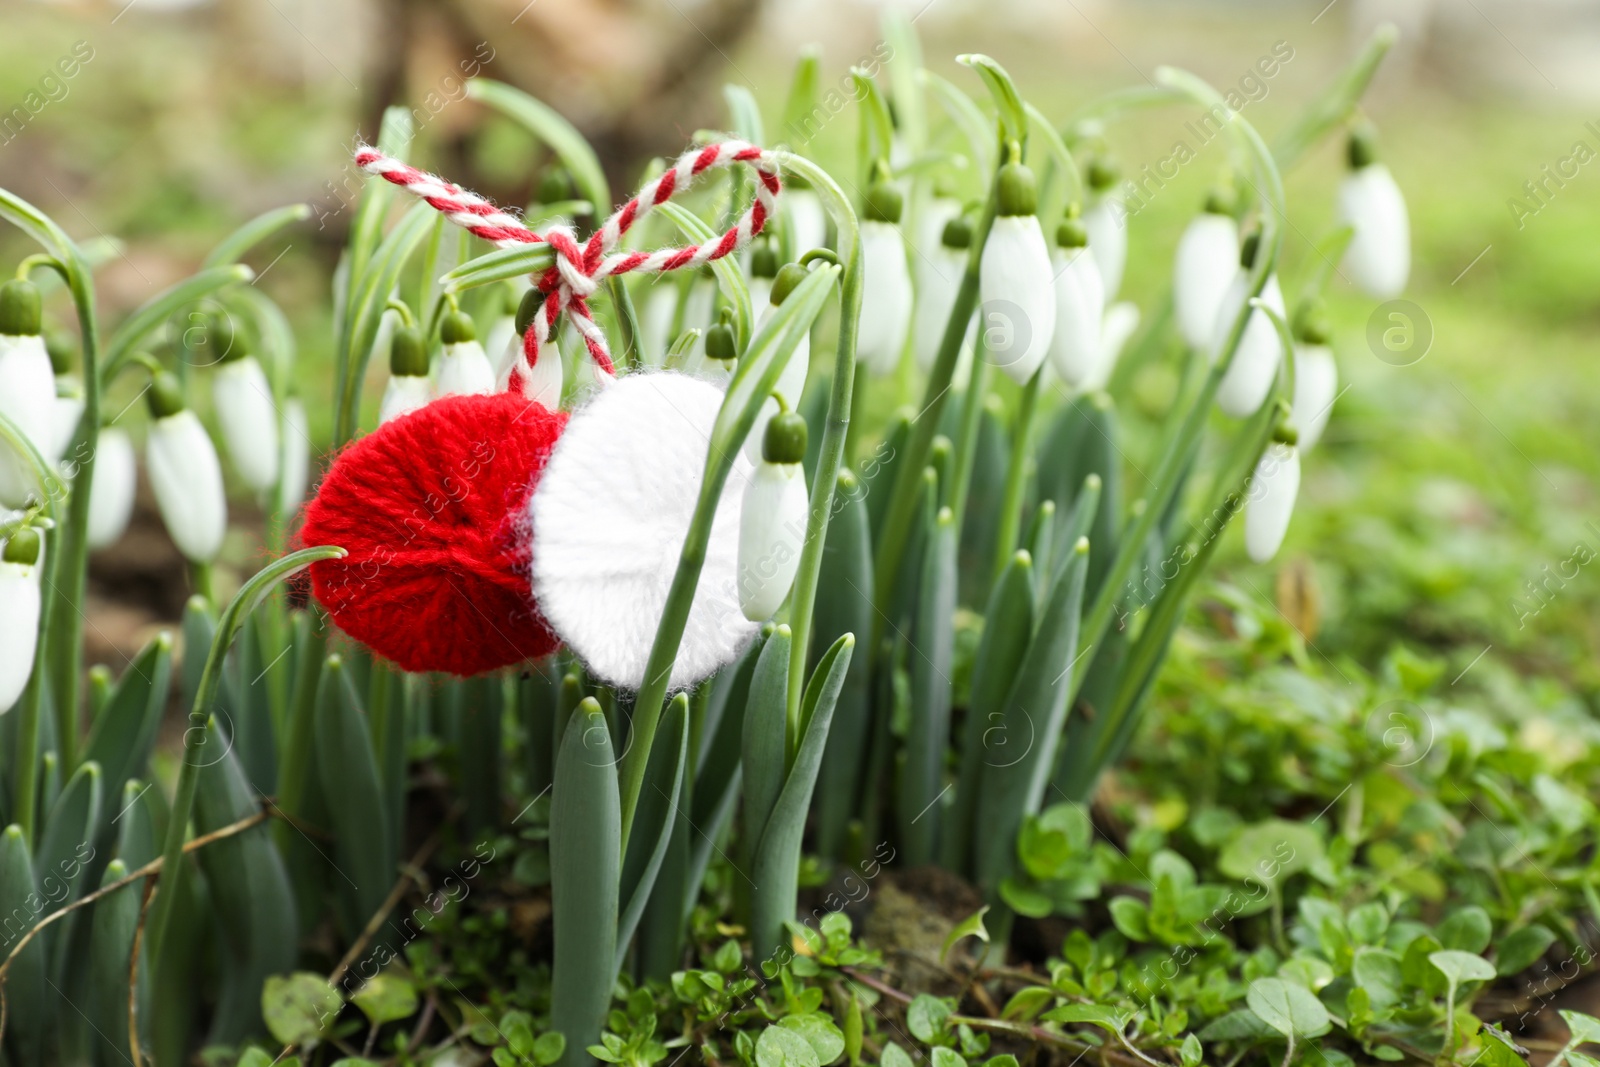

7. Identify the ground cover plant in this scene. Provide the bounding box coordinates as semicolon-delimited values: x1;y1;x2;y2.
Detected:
0;9;1596;1067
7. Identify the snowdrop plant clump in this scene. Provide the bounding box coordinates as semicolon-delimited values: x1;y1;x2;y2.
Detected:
0;20;1413;1066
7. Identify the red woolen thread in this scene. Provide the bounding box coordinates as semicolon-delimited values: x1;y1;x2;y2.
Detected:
300;391;568;676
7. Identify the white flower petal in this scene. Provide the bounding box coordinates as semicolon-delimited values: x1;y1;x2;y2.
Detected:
51;390;84;467
1047;246;1106;387
1090;301;1141;393
147;409;227;563
277;399;310;515
0;333;57;507
87;428;137;549
434;340;496;398
785;189;828;258
980;215;1057;386
1337;163;1410;299
212;356;281;493
1083;193;1128;301
1212;274;1285;418
379;375;432;425
485;313;519;381
1174;212;1239;349
530;371;758;689
738;461;808;620
913;246;972;373
741;303;811;464
858;221;912;376
1245;443;1300;563
0;558;41;714
522;340;566;409
1290;344;1338;452
748;276;773;313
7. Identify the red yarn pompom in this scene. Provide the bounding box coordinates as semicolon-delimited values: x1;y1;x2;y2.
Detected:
301;391;568;675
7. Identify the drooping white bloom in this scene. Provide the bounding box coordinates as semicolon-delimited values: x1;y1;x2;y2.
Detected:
1211;273;1286;418
147;401;227;564
914;196;963;276
1290;344;1338;452
380;376;432;425
742;302;812;464
523;340;565;410
277;398;310;515
738;460;808;621
982;214;1056;386
1047;233;1106;389
1083;192;1128;302
0;333;56;508
1337;134;1409;299
87;427;137;549
531;372;758;689
1245;442;1300;563
913;243;971;373
1174;209;1240;349
858;220;912;376
434;339;496;398
1086;301;1140;394
0;530;42;715
484;294;519;382
211;354;281;494
785;187;828;258
51;384;84;467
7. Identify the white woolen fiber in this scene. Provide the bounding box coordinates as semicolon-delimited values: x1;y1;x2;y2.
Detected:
0;333;56;507
981;215;1057;386
1083;194;1128;301
858;221;912;376
147;409;227;563
738;461;808;621
380;375;432;425
531;371;758;690
1047;246;1105;388
1337;163;1410;299
1174;212;1239;349
1290;344;1338;452
0;555;41;714
1246;443;1300;564
212;355;281;493
1212;274;1286;418
434;340;496;398
87;428;137;549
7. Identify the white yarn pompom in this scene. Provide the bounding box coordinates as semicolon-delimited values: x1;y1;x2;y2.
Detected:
530;372;758;689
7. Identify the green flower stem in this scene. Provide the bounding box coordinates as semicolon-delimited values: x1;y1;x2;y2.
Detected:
1301;224;1356;305
149;546;344;957
945;338;994;520
772;156;861;725
1271;23;1398;169
991;367;1043;585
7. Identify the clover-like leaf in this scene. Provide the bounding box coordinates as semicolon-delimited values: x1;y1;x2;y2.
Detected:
1245;977;1331;1039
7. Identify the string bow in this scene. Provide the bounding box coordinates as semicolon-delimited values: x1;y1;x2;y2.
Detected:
354;140;782;391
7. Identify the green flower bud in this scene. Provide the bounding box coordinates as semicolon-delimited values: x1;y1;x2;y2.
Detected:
1348;123;1379;170
996;160;1039;217
705;314;737;362
1292;297;1333;346
1203;185;1236;215
751;242;779;280
771;263;807;307
762;410;807;465
1055;217;1089;249
0;278;42;337
148;370;186;419
515;287;544;337
210;315;247;363
940;215;972;250
1086;156;1120;192
3;526;40;566
390;325;428;377
1240;231;1262;269
440;310;477;345
863;179;904;224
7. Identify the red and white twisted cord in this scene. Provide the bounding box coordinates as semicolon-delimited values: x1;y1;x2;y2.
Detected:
354;140;781;390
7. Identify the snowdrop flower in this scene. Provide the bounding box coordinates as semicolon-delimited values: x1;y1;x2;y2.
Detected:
530;371;759;689
434;311;496;398
743;264;812;463
914;213;975;373
1289;300;1338;452
1245;438;1300;563
47;333;83;466
1082;157;1128;301
699;313;739;388
747;241;778;313
739;411;809;621
1337;125;1410;299
209;319;281;494
277;397;310;515
87;427;136;550
1089;302;1141;394
784;175;828;258
981;152;1056;386
0;527;42;714
857;176;913;377
1211;237;1286;418
1047;214;1106;388
1174;190;1240;349
379;325;432;425
145;372;227;563
0;279;56;508
484;283;522;382
504;287;564;406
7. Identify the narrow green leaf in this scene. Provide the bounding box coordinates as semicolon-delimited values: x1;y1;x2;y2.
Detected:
467;79;611;210
314;655;392;938
0;825;48;1066
101;265;254;380
203;203;312;269
900;507;956;866
655;201;753;349
957;54;1027;149
616;693;689;971
741;627;793;868
442;241;557;294
81;632;172;833
87;859;143;1067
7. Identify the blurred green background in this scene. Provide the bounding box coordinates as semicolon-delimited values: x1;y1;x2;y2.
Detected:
2;0;1597;704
